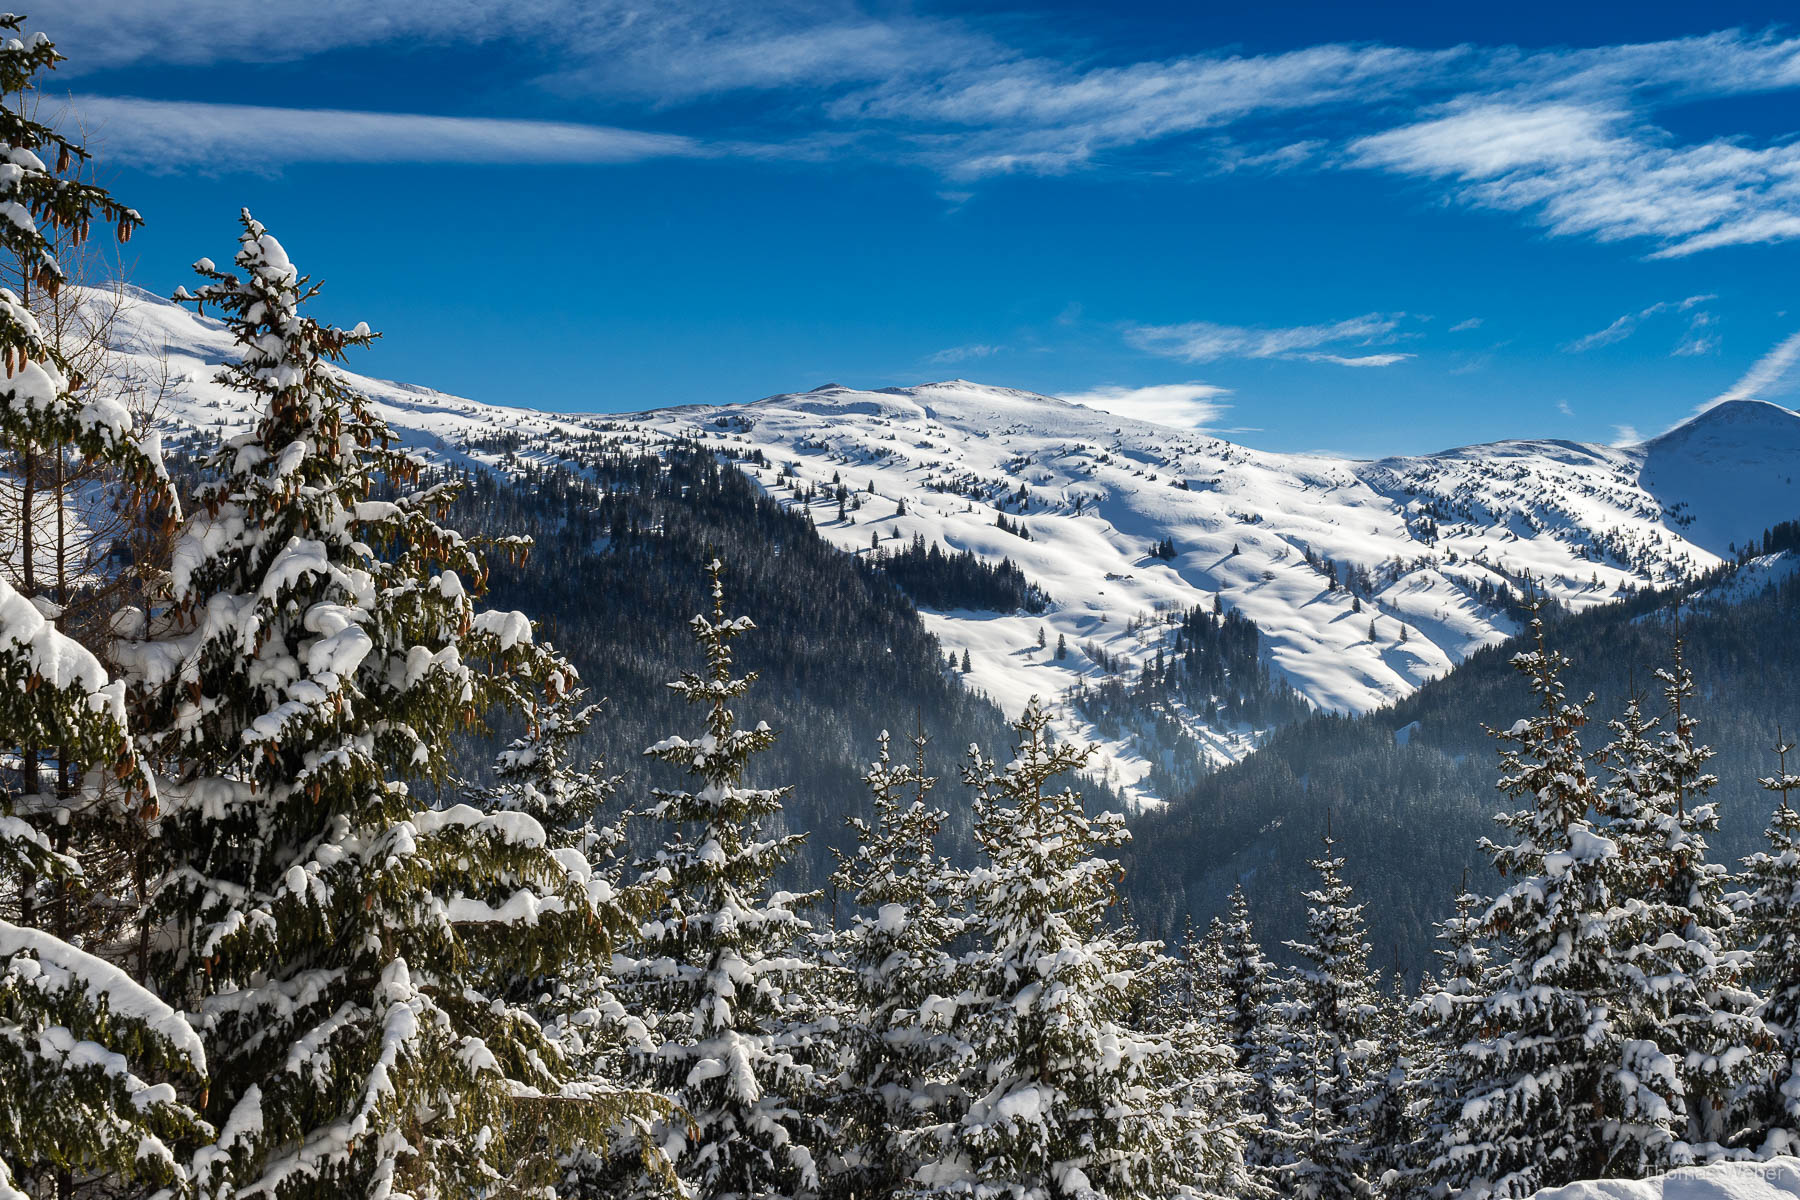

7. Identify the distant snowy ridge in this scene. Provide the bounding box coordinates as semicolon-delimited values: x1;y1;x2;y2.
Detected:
105;287;1800;808
1527;1157;1800;1197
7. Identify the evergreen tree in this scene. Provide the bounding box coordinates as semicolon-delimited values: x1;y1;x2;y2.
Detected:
1436;621;1676;1197
1411;886;1494;1199
124;213;631;1198
0;25;185;1195
1362;975;1419;1199
0;577;204;1196
460;662;676;1196
1739;736;1800;1154
611;561;832;1200
1600;653;1764;1156
826;729;967;1199
1279;830;1380;1200
1214;886;1291;1182
915;699;1247;1199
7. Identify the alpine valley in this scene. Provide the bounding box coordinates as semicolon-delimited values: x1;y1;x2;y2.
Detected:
107;284;1800;962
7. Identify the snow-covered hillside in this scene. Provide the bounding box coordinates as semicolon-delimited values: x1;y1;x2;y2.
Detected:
1528;1157;1800;1197
104;286;1800;807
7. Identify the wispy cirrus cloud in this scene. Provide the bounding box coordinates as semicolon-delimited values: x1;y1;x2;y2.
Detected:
1699;329;1800;412
1059;382;1232;428
927;343;1003;364
43;4;1800;256
1125;313;1412;367
1349;100;1800;258
1563;294;1715;353
67;95;707;169
46;0;997;100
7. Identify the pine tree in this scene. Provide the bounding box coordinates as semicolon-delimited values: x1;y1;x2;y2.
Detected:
610;561;832;1200
1214;886;1291;1181
0;577;204;1196
1279;829;1380;1200
1362;974;1419;1198
460;660;676;1196
1436;620;1674;1196
915;698;1248;1199
1738;736;1800;1155
0;21;191;1196
1600;651;1764;1157
1411;885;1494;1198
827;730;967;1199
124;213;636;1198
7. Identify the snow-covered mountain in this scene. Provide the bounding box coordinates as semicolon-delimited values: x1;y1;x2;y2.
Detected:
105;286;1800;807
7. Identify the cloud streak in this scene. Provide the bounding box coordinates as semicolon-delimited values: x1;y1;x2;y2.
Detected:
1563;294;1716;353
65;96;705;169
1125;314;1410;366
42;6;1800;255
1060;382;1232;429
1701;329;1800;411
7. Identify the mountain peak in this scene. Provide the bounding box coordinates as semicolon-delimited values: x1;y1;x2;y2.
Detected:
1648;396;1800;448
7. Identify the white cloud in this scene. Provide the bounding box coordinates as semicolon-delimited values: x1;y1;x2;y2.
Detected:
1351;101;1800;258
63;96;704;168
1449;317;1483;332
1298;352;1414;367
1125;313;1407;365
1673;311;1720;356
44;0;995;100
1564;294;1718;353
1060;382;1232;428
928;343;1002;364
1612;424;1643;446
40;5;1800;256
1698;329;1800;412
1557;399;1575;416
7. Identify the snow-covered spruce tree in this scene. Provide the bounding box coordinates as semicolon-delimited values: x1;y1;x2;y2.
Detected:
609;561;833;1200
1738;737;1800;1154
1362;974;1422;1199
123;212;646;1199
1437;621;1677;1197
915;698;1249;1200
1214;886;1292;1184
0;577;204;1196
457;655;676;1197
1410;886;1494;1200
1599;654;1764;1157
1278;830;1381;1200
826;730;968;1200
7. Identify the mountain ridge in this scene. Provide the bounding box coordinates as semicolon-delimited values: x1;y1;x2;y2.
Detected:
100;286;1800;806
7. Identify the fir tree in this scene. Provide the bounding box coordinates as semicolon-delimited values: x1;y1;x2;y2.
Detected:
1599;652;1764;1157
1214;886;1291;1182
611;561;832;1200
916;699;1248;1199
125;213;634;1198
1437;620;1675;1197
826;729;967;1200
1411;885;1494;1198
1279;829;1380;1200
0;577;204;1196
1739;736;1800;1154
460;660;676;1196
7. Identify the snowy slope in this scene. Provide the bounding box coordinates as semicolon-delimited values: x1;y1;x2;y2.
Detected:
1527;1157;1800;1197
100;287;1800;808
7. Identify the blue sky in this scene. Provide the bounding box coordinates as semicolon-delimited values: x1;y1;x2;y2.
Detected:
41;0;1800;456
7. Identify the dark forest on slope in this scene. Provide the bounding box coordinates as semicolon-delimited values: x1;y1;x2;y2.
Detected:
443;442;1046;889
1124;554;1800;979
